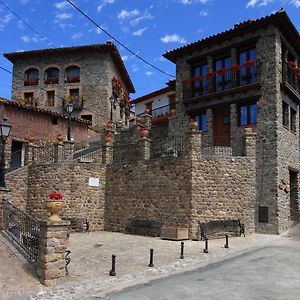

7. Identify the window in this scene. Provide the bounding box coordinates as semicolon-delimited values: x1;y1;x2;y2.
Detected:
239;103;257;126
192;64;208;97
51;117;58;125
282;101;289;128
259;206;269;223
65;66;80;83
239;48;256;85
24;68;39;86
215;56;232;92
192;112;208;132
81;115;92;122
69;88;79;101
291;107;296;133
145;102;152;114
24;92;34;105
45;67;59;84
47;91;55;107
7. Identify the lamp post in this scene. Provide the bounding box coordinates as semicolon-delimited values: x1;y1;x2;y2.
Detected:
66;102;74;141
109;95;115;122
0;118;12;187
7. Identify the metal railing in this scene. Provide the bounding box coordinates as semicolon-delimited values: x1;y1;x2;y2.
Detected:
202;136;232;156
151;137;185;159
74;148;103;163
111;142;140;163
2;200;40;263
283;62;300;93
183;65;259;99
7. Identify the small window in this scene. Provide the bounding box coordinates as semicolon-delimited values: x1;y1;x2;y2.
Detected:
47;91;55;107
259;206;269;223
239;103;257;126
291;107;296;133
192;112;208;132
282;101;289;128
51;117;58;125
69;88;79;101
24;68;39;86
81;115;92;122
65;66;80;83
24;92;34;105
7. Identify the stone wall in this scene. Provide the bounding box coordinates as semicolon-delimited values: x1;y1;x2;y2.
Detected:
25;163;106;231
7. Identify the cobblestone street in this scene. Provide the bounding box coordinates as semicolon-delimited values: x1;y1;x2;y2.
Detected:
1;231;287;299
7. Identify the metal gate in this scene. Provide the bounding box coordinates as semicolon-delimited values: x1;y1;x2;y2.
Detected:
1;200;40;263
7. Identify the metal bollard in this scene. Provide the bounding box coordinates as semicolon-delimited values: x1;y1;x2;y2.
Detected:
180;242;184;259
109;254;116;276
148;248;154;267
224;235;229;249
203;238;209;253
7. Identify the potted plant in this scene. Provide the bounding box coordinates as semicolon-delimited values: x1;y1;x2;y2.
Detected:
104;131;112;143
189;118;198;131
46;193;64;221
140;127;149;139
230;64;240;72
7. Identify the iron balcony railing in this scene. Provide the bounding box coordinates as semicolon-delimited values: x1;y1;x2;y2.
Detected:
183;65;259;100
2;200;40;263
137;104;175;123
151;137;185;159
283;62;300;93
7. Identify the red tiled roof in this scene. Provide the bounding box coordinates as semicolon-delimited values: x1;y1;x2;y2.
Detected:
0;97;91;125
4;42;135;93
131;83;175;104
163;10;300;63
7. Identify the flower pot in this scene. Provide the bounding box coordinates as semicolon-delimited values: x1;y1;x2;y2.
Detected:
104;132;112;143
189;119;198;131
46;200;63;221
57;134;64;142
27;135;35;143
140;127;149;139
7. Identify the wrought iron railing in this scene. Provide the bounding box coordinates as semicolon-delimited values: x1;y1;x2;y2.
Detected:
2;200;40;263
283;62;300;93
183;65;259;100
74;148;103;163
151;137;185;159
111;142;140;163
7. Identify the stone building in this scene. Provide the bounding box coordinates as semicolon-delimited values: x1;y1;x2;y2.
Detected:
163;9;300;234
4;41;135;135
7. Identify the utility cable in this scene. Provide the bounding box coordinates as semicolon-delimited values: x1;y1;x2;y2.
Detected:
65;0;175;79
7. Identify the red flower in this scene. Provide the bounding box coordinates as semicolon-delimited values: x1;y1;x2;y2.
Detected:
287;61;296;69
294;67;300;76
230;64;240;71
49;193;63;200
192;76;203;82
243;60;256;67
216;68;228;75
206;71;216;78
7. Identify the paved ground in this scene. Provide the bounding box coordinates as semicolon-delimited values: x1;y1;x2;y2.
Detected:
1;228;299;300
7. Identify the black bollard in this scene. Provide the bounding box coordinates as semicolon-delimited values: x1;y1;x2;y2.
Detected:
148;248;154;267
109;254;116;276
203;238;209;253
180;242;184;259
224;235;229;249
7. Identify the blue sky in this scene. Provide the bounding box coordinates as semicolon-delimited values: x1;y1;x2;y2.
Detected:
0;0;299;100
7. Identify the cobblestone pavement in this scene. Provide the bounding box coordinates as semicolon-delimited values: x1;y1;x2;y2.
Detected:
1;231;290;300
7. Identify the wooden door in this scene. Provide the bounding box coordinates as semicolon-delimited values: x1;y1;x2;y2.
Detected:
213;106;230;146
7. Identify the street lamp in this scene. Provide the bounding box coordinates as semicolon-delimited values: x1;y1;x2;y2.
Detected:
66;102;74;141
0;118;12;187
109;95;115;121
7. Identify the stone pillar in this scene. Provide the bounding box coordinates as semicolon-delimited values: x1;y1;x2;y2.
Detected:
142;114;152;129
138;138;151;160
38;220;70;286
102;143;113;164
186;130;202;160
54;142;64;163
244;127;257;157
24;142;35;165
63;141;74;162
0;187;11;229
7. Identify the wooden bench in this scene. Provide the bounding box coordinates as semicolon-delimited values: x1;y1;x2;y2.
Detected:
125;219;162;237
199;219;245;240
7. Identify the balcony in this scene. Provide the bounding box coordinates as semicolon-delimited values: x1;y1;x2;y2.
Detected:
24;79;39;86
138;104;175;125
281;62;300;100
182;65;260;102
44;77;59;85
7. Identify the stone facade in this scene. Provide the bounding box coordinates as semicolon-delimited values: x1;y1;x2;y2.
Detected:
163;11;300;234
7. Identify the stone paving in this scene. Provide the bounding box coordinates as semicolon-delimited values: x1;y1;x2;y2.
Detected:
1;231;287;300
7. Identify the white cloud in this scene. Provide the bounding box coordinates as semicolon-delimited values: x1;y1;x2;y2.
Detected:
291;0;300;7
161;33;186;44
179;0;210;4
199;9;208;16
55;12;72;20
117;9;140;19
246;0;273;8
21;35;30;43
20;35;43;43
72;32;83;39
132;27;147;36
131;64;139;72
0;13;13;31
130;10;154;25
97;0;115;12
54;1;70;9
145;71;153;76
121;55;129;61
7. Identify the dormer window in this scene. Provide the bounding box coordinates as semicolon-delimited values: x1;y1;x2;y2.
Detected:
65;66;80;83
44;67;59;84
24;68;39;86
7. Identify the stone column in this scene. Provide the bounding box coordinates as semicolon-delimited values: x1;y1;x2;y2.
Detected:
138;138;151;160
63;141;74;162
54;142;64;163
38;220;70;286
186;130;202;160
24;142;35;165
0;187;11;229
102;143;113;164
142;114;152;129
244;127;257;157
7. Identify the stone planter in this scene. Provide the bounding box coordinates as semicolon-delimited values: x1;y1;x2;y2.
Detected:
46;200;64;221
160;226;189;240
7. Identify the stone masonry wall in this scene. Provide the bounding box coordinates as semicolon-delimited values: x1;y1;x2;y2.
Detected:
26;163;106;231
